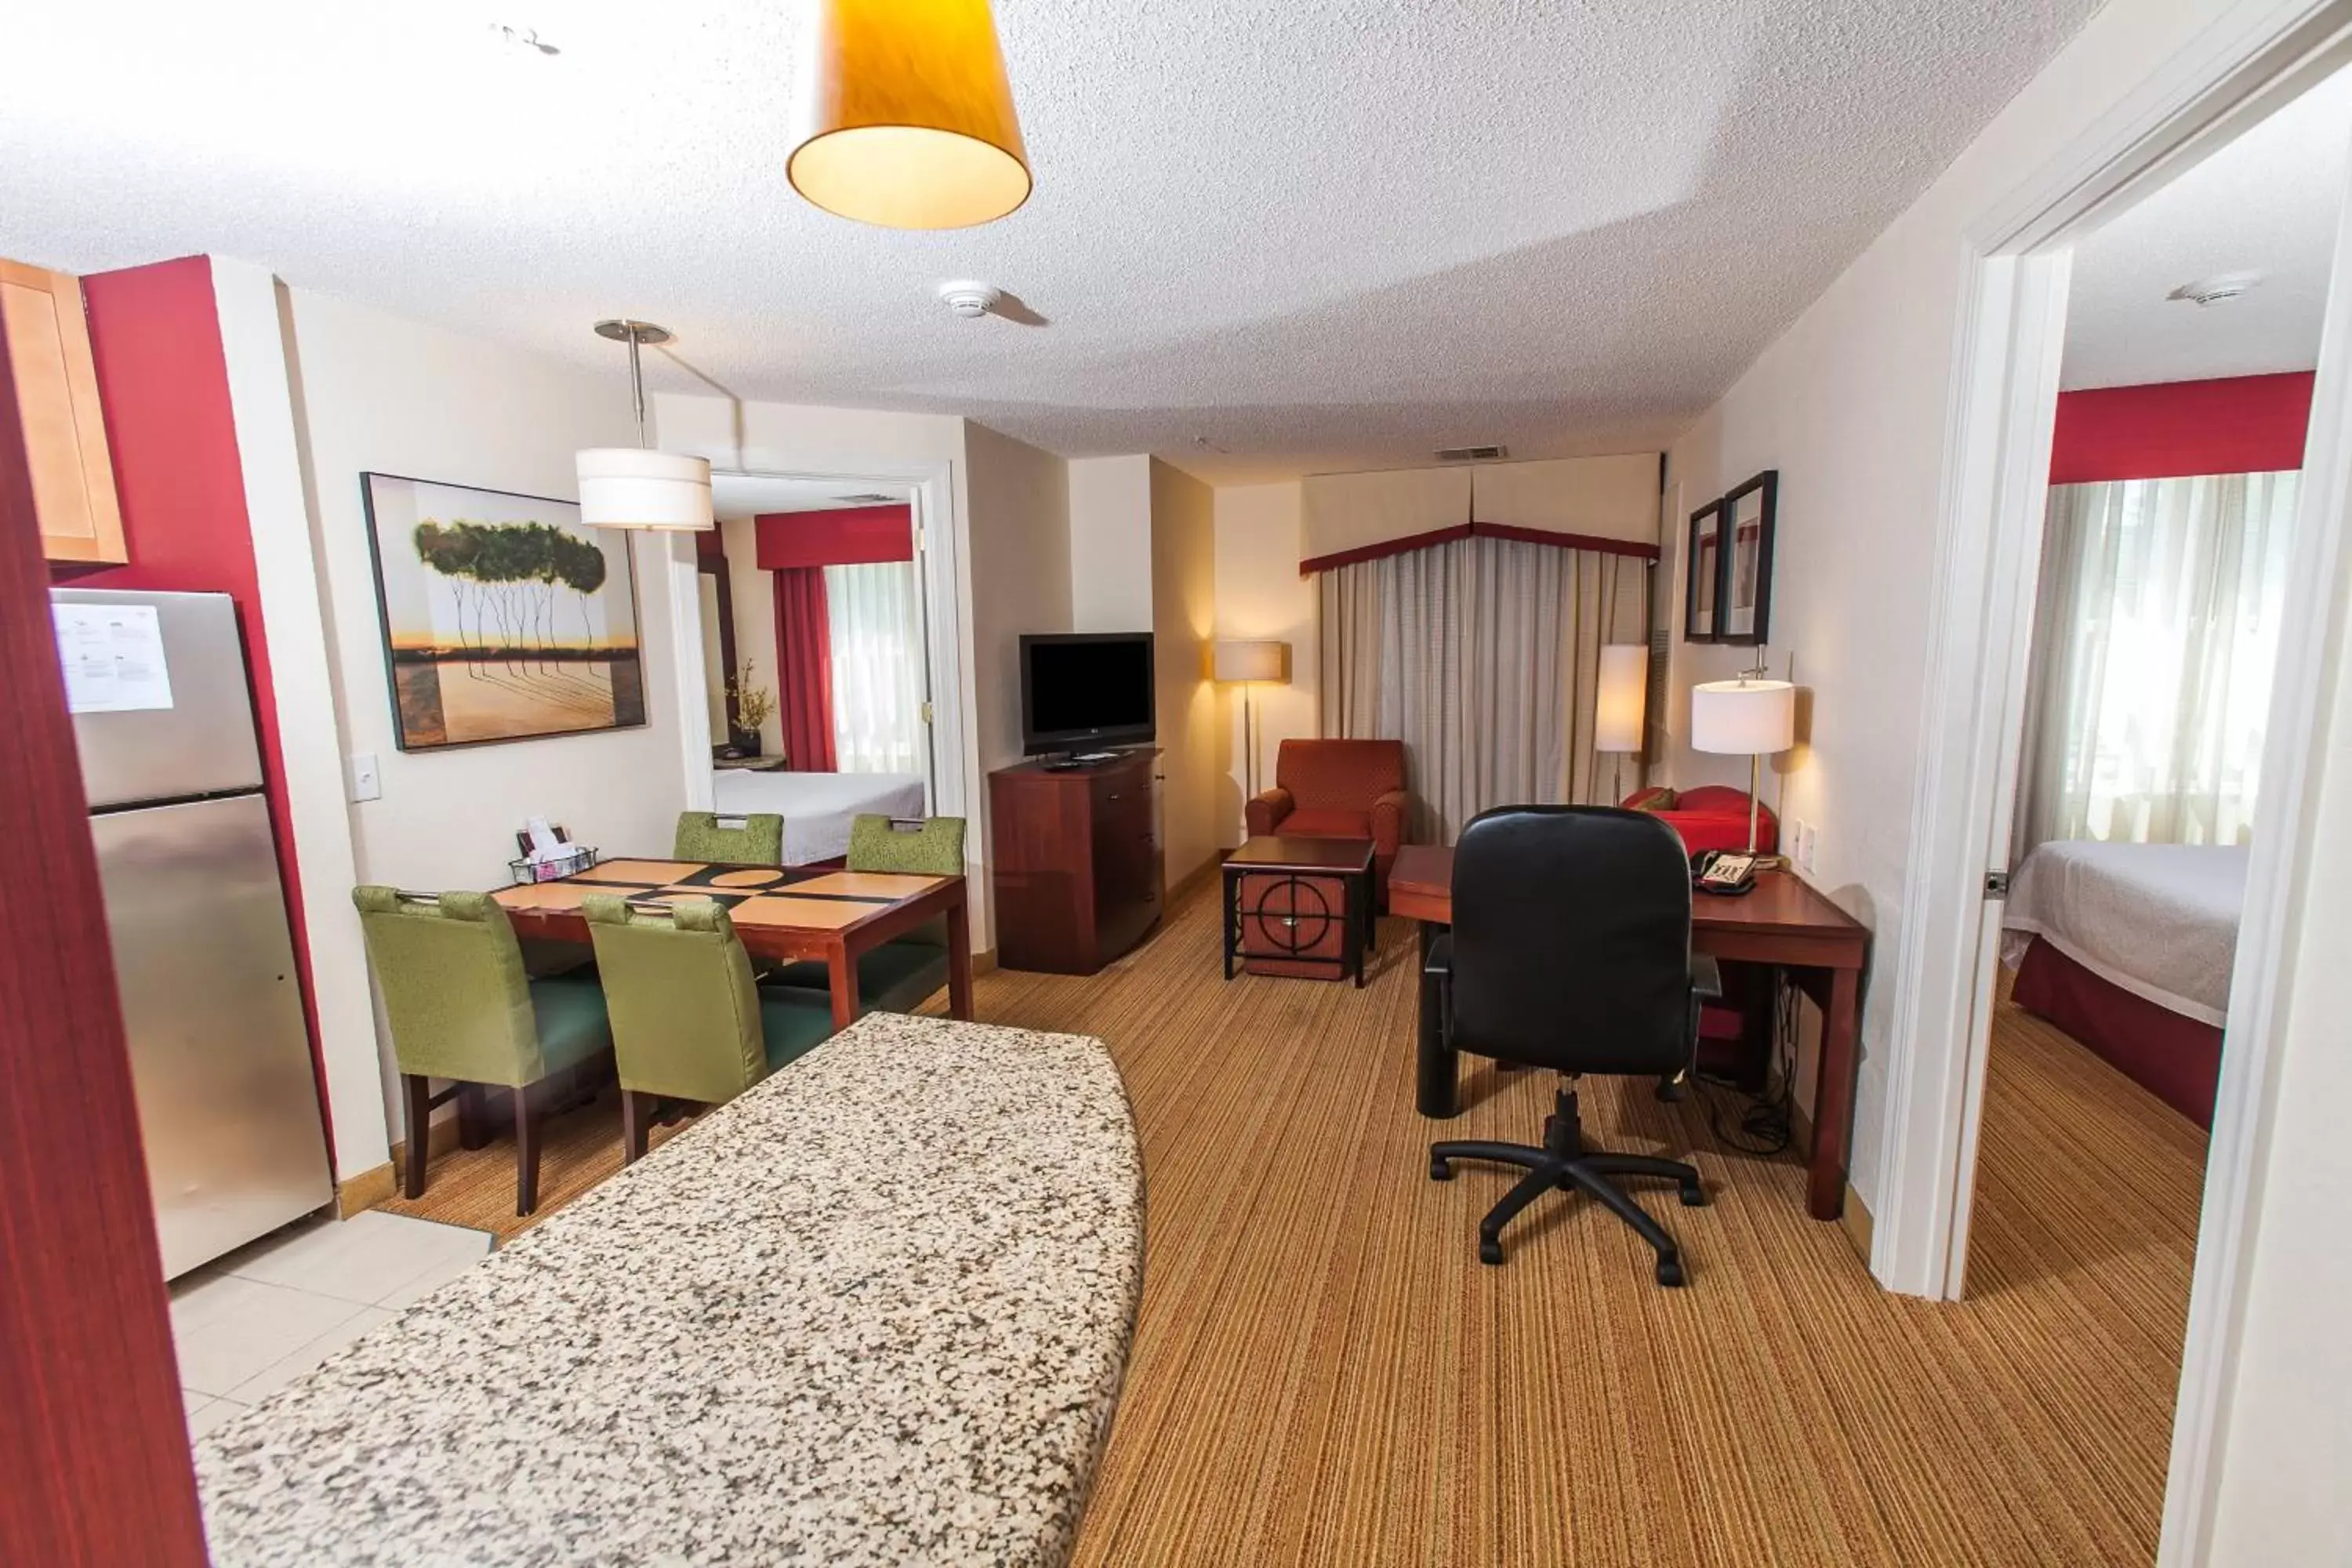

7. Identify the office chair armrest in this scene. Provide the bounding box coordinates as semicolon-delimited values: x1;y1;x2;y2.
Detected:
1690;953;1723;1002
1424;931;1453;978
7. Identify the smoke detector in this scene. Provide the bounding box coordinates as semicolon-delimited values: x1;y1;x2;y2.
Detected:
938;281;1006;320
2169;272;2262;307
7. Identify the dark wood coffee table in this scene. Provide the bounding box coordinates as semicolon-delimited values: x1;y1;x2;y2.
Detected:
1221;836;1376;986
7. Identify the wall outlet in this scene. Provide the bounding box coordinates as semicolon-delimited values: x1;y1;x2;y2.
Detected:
1796;821;1818;875
347;752;382;803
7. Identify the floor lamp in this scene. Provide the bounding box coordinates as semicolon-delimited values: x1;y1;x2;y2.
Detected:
1594;644;1647;804
1690;673;1797;857
1213;639;1290;798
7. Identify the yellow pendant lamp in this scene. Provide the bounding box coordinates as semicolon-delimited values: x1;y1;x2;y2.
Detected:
787;0;1032;229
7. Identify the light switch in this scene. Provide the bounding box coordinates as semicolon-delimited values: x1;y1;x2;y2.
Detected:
347;752;382;803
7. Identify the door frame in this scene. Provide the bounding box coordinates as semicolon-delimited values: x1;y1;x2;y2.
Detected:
667;464;965;835
1876;2;2352;1561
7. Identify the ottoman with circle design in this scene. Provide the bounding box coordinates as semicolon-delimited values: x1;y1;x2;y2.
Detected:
1221;836;1375;985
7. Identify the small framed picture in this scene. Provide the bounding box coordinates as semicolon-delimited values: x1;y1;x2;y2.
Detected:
1685;499;1726;642
1717;470;1778;646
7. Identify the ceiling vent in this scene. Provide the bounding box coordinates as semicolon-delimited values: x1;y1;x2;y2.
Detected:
1435;444;1508;462
834;492;899;505
2169;272;2262;307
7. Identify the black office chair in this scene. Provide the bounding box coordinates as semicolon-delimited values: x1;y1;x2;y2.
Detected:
1427;805;1721;1287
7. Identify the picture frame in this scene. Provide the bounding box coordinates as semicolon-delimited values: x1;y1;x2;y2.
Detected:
1716;470;1778;646
1684;498;1726;642
359;473;647;751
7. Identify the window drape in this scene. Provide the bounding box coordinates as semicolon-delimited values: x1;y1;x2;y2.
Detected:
1318;536;1647;844
773;567;837;773
823;561;927;775
2016;470;2298;854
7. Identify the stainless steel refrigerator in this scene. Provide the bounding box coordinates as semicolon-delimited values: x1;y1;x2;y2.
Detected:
54;588;334;1279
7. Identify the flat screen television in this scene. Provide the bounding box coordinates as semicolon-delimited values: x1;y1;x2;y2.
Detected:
1021;632;1155;754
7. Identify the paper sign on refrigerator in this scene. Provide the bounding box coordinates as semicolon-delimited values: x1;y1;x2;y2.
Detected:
53;601;176;713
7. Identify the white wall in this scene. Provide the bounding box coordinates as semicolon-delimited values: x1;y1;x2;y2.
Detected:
964;423;1074;778
1068;456;1152;630
1149;459;1218;885
1211;481;1318;844
1650;0;2270;1211
284;286;685;1142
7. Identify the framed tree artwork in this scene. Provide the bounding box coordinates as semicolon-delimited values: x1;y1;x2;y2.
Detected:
360;473;646;750
1685;498;1726;642
1717;470;1779;646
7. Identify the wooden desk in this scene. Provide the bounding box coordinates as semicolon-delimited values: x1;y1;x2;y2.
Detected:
1388;844;1869;1221
492;858;974;1030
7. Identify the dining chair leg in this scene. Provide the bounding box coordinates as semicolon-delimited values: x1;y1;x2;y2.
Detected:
620;1089;649;1166
456;1083;492;1150
514;1080;543;1216
400;1074;432;1199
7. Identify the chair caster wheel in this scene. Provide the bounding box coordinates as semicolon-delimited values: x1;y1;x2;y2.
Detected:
1430;1157;1454;1182
1478;1236;1504;1266
1679;1181;1707;1207
1655;1076;1687;1102
1656;1256;1685;1287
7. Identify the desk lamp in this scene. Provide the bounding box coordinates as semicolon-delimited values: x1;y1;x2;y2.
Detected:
1690;672;1795;857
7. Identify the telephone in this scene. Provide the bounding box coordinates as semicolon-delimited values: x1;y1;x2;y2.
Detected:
1691;848;1759;896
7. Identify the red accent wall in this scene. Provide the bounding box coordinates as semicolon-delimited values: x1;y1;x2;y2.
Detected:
2049;372;2314;484
0;282;211;1565
63;256;333;1156
756;504;913;568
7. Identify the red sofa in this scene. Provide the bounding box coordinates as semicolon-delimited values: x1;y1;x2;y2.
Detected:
1624;784;1777;856
1246;739;1410;897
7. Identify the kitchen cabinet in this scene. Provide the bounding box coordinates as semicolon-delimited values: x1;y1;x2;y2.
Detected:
2;259;125;565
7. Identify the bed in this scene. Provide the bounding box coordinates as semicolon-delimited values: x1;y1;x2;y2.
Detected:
710;768;928;866
2000;840;2245;1127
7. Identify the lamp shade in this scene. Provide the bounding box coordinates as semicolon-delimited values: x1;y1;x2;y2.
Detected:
1690;678;1796;757
1594;644;1646;753
1212;639;1289;684
576;448;715;533
787;0;1032;230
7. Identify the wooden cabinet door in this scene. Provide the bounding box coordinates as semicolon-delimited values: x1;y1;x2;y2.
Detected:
1;260;126;564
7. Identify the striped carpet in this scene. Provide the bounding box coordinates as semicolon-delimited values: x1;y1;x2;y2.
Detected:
379;884;2205;1566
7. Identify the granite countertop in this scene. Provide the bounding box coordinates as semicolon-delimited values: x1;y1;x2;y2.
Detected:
195;1013;1145;1568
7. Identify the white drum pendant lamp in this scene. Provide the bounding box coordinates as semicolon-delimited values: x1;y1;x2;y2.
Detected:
786;0;1032;230
575;321;713;532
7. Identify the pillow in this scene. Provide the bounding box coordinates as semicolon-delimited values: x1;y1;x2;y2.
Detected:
1624;786;1681;814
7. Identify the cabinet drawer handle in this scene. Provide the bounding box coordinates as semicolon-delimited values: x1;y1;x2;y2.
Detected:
1105;792;1123;800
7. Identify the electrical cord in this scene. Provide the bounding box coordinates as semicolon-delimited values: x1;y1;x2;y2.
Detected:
1695;969;1797;1156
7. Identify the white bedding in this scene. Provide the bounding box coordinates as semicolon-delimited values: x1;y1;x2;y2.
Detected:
710;769;927;865
2000;840;2246;1026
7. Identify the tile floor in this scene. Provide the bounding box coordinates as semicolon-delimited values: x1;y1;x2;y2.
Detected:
170;1210;493;1439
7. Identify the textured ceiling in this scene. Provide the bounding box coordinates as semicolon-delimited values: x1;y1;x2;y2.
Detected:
2063;68;2352;391
2;0;2103;483
710;474;909;521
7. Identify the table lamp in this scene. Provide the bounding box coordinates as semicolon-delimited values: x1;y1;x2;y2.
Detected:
1213;639;1290;799
1594;644;1646;804
1690;673;1796;856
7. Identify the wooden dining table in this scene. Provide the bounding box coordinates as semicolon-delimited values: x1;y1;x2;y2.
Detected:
491;858;974;1030
1388;844;1869;1221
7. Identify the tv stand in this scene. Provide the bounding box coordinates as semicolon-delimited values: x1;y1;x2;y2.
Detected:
989;750;1163;973
1039;750;1123;771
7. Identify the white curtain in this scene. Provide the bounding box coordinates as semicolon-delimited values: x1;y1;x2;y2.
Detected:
1319;536;1647;843
824;561;927;775
2016;470;2298;853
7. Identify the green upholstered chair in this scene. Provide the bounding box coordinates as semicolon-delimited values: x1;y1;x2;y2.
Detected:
582;895;837;1162
773;815;966;1016
673;811;785;865
352;886;613;1215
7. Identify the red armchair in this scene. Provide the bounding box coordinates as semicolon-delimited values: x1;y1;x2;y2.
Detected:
1623;783;1777;856
1246;739;1411;897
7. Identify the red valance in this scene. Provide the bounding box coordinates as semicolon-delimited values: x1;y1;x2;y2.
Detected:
2050;372;2313;485
756;505;913;570
1299;520;1659;577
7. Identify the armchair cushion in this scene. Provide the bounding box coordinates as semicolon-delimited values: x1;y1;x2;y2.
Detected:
1279;808;1372;839
1620;783;1777;855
